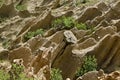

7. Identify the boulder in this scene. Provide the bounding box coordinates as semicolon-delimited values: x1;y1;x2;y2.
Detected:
64;30;77;44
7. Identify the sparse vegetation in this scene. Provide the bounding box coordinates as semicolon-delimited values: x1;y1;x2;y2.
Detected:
52;16;74;30
75;22;87;30
76;55;97;77
2;39;10;49
0;0;4;7
51;68;63;80
0;63;33;80
16;4;27;11
52;16;88;30
24;29;45;41
0;69;10;80
9;63;33;80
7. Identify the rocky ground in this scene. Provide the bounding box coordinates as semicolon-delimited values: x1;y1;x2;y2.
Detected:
0;0;120;80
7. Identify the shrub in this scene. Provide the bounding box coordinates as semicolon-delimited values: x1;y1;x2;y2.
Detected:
24;29;44;41
51;68;63;80
52;16;88;30
52;16;74;30
0;63;33;80
9;63;34;80
76;55;97;77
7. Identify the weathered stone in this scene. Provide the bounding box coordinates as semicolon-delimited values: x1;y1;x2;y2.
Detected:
53;37;97;79
64;30;77;43
91;26;117;41
95;1;109;12
0;3;17;17
78;71;98;80
71;28;87;40
112;1;120;13
77;7;102;23
111;19;120;32
9;46;32;67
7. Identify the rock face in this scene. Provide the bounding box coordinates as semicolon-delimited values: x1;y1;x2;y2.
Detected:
0;0;120;80
76;70;120;80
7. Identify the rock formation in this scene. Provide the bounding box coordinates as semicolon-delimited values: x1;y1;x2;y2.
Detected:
0;0;120;80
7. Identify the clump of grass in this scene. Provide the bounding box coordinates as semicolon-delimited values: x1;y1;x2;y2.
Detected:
16;4;27;11
51;68;63;80
24;29;45;41
75;22;87;30
75;55;97;77
52;16;88;30
52;16;74;30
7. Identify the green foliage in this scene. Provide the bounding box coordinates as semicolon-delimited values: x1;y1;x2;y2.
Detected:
51;68;63;80
0;69;10;80
0;63;33;80
2;39;10;49
52;16;88;30
75;23;87;30
16;4;27;11
24;29;44;41
76;55;97;77
63;17;74;29
52;16;74;30
0;0;4;7
10;63;24;80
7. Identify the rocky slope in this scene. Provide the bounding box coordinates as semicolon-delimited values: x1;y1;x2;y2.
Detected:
0;0;120;80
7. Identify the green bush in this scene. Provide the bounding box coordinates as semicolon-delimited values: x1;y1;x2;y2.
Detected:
0;69;10;80
52;16;74;30
52;16;88;30
0;63;33;80
24;29;44;41
76;55;97;77
9;63;34;80
51;68;63;80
